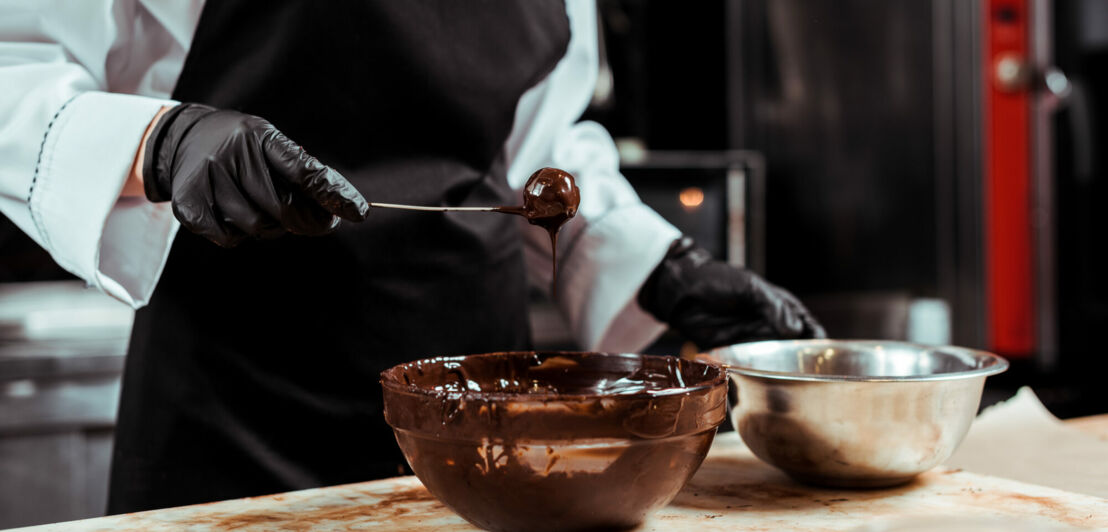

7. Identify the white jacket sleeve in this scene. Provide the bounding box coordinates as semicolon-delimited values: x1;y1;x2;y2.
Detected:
0;0;199;307
504;0;681;353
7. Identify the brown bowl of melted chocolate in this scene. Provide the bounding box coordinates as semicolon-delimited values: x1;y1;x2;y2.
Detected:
381;352;727;532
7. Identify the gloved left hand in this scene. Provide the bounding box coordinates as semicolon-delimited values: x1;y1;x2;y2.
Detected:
638;236;826;349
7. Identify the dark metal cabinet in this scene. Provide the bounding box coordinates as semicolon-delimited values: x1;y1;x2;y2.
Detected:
0;282;129;528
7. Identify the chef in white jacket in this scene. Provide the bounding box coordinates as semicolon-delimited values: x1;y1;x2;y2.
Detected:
0;0;822;512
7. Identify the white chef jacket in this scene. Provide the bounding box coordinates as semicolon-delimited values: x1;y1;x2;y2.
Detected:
0;0;681;352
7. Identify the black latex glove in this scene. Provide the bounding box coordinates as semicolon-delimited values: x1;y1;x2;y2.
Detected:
638;236;826;349
142;103;369;247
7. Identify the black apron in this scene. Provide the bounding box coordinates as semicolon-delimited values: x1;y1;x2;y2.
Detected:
108;0;569;513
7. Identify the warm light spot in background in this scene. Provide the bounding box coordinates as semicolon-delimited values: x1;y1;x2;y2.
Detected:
679;187;704;211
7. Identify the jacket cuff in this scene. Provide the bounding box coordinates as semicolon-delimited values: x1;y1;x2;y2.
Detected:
28;92;179;308
555;203;681;352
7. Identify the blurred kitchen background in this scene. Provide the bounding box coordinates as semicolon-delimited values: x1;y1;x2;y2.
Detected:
2;0;1107;527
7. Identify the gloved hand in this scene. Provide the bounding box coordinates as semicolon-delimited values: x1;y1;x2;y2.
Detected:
142;103;369;247
638;236;826;349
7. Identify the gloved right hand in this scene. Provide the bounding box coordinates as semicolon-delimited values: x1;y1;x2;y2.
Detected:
142;103;369;247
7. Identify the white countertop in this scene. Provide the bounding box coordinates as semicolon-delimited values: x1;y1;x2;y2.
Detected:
16;428;1107;532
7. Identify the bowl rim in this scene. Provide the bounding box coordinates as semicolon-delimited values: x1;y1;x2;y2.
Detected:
379;351;727;401
706;339;1010;383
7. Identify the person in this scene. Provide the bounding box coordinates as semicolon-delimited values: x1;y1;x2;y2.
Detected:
0;0;824;514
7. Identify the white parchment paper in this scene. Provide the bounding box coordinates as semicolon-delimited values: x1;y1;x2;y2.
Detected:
945;387;1108;498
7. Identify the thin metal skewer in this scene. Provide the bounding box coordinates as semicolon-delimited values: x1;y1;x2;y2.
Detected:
369;202;499;212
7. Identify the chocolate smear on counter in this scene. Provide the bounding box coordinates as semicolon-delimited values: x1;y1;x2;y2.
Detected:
496;168;580;296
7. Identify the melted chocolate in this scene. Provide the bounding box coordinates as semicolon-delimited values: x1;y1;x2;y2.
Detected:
381;352;728;532
497;168;580;296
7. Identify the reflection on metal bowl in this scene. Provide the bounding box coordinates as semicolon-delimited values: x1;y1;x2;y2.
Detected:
706;340;1008;488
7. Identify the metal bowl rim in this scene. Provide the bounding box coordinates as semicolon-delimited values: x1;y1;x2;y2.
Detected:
709;339;1010;383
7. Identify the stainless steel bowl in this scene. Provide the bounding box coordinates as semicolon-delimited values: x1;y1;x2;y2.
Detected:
706;340;1008;488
